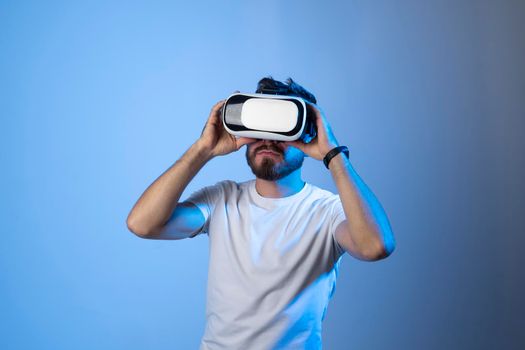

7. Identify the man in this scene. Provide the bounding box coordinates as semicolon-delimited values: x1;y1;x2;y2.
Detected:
126;77;396;349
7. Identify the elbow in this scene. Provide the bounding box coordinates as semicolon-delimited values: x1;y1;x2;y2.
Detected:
385;231;397;257
126;220;147;239
362;232;396;261
126;216;155;239
375;242;396;260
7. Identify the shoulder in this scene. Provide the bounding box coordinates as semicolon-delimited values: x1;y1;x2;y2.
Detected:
203;179;249;198
215;179;244;192
187;179;239;199
307;183;340;201
304;183;342;212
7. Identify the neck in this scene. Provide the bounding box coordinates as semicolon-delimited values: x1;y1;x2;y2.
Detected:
255;168;305;198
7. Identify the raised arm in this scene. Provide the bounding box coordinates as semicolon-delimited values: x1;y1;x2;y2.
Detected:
126;100;254;239
287;102;396;261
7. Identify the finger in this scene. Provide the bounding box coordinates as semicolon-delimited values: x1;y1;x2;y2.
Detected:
215;99;226;107
287;140;306;152
305;101;326;125
212;100;226;114
236;137;257;149
304;100;320;115
207;100;226;123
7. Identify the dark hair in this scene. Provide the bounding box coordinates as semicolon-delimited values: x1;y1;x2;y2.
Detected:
255;76;317;104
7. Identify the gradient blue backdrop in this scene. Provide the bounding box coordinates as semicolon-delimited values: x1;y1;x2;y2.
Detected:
2;0;524;349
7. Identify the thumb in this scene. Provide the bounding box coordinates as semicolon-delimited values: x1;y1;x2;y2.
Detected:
287;140;307;152
236;137;257;149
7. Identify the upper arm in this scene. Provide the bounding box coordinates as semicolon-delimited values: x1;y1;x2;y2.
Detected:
334;220;385;261
146;202;206;240
334;220;358;258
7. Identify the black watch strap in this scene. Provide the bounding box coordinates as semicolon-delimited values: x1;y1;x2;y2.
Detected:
323;146;349;169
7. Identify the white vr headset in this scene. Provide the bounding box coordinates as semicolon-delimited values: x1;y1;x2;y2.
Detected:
222;93;317;143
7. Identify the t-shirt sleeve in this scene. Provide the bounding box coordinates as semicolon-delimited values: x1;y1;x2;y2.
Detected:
327;195;347;258
183;182;224;237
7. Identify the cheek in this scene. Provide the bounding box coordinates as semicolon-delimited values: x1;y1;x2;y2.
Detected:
285;147;303;159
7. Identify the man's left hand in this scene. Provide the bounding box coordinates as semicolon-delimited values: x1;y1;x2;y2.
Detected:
286;102;340;161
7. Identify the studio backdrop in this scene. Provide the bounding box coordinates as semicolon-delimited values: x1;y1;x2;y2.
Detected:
1;1;524;349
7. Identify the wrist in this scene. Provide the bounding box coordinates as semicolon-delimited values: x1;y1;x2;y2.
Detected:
190;141;215;162
323;145;349;169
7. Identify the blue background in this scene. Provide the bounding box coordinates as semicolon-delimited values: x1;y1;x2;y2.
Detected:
2;0;524;349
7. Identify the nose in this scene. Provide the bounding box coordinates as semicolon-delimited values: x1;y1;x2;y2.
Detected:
259;139;285;152
262;139;277;145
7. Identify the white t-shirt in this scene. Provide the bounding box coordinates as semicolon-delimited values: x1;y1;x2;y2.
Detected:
186;179;347;350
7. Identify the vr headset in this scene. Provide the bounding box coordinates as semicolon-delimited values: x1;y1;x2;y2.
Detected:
222;93;317;143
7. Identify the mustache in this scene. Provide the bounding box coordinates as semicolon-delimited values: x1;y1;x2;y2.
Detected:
253;144;283;155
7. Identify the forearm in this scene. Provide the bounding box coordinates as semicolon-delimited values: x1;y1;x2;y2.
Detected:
329;153;396;258
126;142;212;235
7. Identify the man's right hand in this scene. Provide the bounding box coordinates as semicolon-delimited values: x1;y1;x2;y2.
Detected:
195;99;256;158
128;98;255;240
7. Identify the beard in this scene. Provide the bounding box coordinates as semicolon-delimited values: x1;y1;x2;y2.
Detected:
246;144;304;181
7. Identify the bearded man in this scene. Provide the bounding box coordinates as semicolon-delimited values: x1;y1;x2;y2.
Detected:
126;77;396;350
